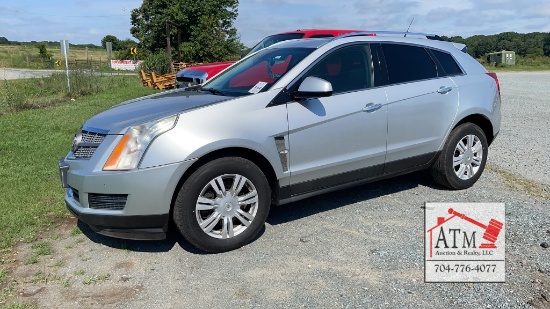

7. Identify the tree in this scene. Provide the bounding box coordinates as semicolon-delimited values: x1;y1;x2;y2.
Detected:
0;37;9;45
138;51;173;74
543;33;550;56
114;38;141;60
101;35;120;50
35;42;52;60
130;0;242;62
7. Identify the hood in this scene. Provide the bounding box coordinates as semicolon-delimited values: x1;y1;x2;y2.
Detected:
83;90;232;134
177;61;235;79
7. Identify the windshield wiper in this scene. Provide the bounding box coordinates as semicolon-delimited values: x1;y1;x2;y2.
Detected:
201;87;227;96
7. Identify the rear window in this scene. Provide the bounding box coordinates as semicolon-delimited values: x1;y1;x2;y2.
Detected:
248;33;306;55
308;34;335;38
382;44;438;84
431;50;463;76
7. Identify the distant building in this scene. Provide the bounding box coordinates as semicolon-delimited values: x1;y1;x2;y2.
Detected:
487;51;516;65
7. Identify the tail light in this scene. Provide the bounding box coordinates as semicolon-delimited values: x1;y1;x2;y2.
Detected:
486;72;500;97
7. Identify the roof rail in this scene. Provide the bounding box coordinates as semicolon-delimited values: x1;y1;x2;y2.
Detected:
333;31;468;53
336;31;442;40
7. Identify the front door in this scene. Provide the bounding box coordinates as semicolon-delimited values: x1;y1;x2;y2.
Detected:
285;44;388;196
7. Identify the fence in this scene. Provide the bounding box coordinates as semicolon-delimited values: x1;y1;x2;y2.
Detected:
16;55;110;70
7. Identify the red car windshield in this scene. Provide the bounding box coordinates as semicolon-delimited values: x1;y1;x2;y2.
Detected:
202;47;314;97
247;33;305;55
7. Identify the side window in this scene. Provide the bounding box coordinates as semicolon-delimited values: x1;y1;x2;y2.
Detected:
303;45;373;94
308;34;335;38
381;44;438;84
431;49;463;76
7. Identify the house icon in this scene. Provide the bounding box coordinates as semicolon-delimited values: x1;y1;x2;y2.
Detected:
426;208;504;258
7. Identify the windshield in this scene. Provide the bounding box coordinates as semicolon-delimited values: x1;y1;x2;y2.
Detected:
201;47;314;97
247;33;305;55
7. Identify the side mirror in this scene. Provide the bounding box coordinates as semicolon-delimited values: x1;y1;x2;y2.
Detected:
292;76;333;99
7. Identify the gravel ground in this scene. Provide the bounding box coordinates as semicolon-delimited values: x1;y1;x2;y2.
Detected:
0;68;134;80
3;72;550;308
0;68;61;80
490;71;550;186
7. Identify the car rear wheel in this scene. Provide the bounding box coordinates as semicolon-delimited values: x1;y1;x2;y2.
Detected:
173;157;271;253
432;123;488;190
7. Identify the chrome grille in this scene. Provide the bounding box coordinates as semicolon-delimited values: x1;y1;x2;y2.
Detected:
72;130;107;159
81;131;106;144
88;193;128;210
73;147;96;158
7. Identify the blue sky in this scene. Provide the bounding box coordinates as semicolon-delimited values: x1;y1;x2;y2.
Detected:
1;0;549;47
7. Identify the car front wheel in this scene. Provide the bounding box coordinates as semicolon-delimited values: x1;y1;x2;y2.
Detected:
173;157;271;253
432;123;488;190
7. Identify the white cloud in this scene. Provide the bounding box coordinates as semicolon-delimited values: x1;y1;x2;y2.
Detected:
1;0;548;46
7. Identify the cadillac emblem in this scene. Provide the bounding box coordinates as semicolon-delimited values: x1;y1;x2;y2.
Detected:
72;131;82;153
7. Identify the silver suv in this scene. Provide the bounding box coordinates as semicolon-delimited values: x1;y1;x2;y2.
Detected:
59;32;501;253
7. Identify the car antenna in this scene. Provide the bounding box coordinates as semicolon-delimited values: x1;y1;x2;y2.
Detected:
404;17;414;37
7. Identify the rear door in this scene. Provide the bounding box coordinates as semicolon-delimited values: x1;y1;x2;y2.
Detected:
379;43;459;173
284;44;388;196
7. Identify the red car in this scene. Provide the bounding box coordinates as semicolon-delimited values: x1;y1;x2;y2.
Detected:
175;29;363;87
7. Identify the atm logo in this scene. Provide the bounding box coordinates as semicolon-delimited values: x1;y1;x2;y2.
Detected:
426;207;504;258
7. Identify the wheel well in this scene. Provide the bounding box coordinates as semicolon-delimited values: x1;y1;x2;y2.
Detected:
169;147;280;218
455;114;494;145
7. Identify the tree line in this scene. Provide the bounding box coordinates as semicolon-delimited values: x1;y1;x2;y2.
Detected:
0;37;101;50
441;32;550;59
3;0;550;66
129;0;244;64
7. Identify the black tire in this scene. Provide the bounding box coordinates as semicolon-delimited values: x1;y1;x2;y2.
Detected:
173;157;271;253
431;123;488;190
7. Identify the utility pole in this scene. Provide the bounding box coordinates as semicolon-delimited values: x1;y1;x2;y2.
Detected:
177;27;182;62
166;21;172;58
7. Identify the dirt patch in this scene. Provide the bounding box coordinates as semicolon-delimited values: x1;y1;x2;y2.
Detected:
527;271;550;308
1;216;144;308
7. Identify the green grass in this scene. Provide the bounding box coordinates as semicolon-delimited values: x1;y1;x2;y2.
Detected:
482;56;550;72
48;260;63;268
0;74;142;113
0;269;6;285
61;279;71;288
69;226;82;236
0;81;156;249
0;287;11;304
83;273;111;285
487;166;550;198
0;44;109;70
0;303;38;309
31;242;52;256
23;256;38;265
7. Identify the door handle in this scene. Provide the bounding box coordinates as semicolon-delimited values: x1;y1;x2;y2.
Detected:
362;103;382;113
437;86;453;94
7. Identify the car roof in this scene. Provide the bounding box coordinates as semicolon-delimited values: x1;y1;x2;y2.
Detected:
268;38;333;49
267;32;466;53
279;29;363;36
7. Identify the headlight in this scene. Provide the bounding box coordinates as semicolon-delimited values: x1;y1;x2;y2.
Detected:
103;115;178;171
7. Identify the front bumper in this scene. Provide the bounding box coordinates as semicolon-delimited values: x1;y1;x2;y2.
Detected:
60;157;193;240
66;200;169;240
